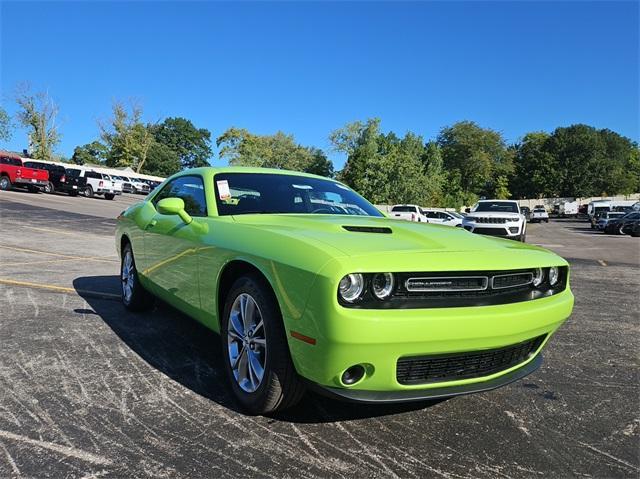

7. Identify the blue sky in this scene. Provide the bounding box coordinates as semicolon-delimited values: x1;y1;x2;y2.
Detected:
1;1;638;168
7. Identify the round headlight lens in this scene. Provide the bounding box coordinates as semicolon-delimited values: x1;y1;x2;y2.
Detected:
339;273;364;302
532;268;544;287
548;266;559;286
372;273;394;299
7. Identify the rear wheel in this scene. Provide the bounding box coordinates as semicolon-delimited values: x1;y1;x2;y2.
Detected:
105;193;115;200
618;223;627;235
121;243;154;311
44;182;54;194
221;274;304;414
85;185;94;198
0;175;10;191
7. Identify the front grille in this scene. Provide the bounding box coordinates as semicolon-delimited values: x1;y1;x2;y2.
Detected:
475;217;510;224
396;335;546;385
473;227;508;236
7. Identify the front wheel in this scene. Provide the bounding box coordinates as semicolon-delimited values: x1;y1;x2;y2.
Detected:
121;243;154;311
221;274;304;415
0;176;11;191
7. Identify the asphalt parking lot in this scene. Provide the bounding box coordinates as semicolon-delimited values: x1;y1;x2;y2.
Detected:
1;189;638;478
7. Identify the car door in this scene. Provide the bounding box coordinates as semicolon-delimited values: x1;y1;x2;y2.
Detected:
143;175;208;313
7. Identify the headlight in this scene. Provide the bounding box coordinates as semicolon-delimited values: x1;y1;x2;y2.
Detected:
339;273;364;302
372;273;394;299
532;268;544;287
548;266;559;286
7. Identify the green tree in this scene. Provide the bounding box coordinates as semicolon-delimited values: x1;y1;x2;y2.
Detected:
217;127;334;177
0;106;12;143
436;121;512;198
71;141;108;165
510;132;559;199
331;119;437;205
15;86;61;160
152;117;213;169
142;142;181;177
100;101;154;172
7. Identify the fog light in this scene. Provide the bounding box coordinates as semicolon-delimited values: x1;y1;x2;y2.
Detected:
549;266;559;286
509;227;519;233
341;365;365;385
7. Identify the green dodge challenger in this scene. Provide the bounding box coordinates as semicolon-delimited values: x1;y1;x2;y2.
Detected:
115;167;574;414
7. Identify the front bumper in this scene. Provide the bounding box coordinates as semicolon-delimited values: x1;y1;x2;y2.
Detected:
462;223;522;237
285;272;573;400
310;354;543;403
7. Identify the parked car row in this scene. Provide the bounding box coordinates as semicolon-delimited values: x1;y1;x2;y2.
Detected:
0;153;162;199
389;204;464;226
595;211;640;236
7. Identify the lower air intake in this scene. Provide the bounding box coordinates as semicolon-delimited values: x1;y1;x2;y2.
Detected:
396;335;546;385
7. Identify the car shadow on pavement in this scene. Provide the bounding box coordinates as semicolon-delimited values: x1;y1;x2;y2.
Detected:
73;275;443;423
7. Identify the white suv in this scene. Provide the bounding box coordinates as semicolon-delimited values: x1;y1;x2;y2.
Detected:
462;200;527;241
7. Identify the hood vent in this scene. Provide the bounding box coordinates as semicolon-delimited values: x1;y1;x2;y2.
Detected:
342;225;392;234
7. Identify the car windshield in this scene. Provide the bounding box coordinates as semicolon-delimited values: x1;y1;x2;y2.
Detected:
391;206;417;212
450;212;464;218
473;201;519;213
214;173;383;217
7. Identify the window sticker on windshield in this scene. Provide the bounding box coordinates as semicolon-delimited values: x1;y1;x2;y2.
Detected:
217;180;231;200
292;184;313;190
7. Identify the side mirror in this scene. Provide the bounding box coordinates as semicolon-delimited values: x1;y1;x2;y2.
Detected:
465;208;471;213
157;197;192;224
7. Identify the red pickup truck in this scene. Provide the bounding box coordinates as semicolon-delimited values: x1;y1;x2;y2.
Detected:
0;153;50;192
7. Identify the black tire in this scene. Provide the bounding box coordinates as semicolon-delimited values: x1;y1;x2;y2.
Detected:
520;231;526;242
0;175;11;191
120;242;154;312
105;193;115;200
44;181;54;194
221;274;305;415
27;186;40;193
85;185;94;198
69;190;79;197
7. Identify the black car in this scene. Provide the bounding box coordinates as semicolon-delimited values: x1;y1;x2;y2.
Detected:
604;211;640;234
61;167;88;196
630;221;640;237
23;161;67;194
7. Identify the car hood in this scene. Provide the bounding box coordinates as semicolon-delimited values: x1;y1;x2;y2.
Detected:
231;214;548;260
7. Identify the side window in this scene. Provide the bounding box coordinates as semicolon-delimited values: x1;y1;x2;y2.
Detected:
153;175;207;217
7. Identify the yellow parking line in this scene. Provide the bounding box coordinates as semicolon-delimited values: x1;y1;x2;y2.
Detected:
0;245;118;263
597;259;608;267
0;278;121;299
22;225;95;237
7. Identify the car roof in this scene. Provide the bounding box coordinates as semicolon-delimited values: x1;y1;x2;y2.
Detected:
477;199;518;203
170;166;335;182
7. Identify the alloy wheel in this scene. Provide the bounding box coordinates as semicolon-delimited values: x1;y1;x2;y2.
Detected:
227;293;267;393
121;250;134;303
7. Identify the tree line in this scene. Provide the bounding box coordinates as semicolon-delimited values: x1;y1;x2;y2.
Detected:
1;85;638;207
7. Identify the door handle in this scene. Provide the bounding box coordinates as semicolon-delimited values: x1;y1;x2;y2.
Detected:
146;219;157;230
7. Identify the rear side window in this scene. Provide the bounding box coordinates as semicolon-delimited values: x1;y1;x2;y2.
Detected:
152;175;207;217
391;206;417;213
1;157;22;166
